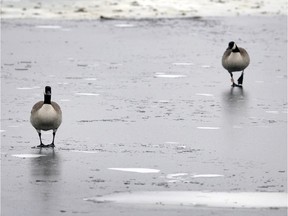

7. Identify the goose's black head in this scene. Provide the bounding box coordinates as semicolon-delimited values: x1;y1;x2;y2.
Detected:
44;86;52;104
45;86;51;95
228;41;235;49
227;41;239;52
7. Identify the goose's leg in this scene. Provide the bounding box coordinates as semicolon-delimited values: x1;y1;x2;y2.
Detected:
48;130;57;148
37;130;45;148
229;72;237;87
238;70;244;85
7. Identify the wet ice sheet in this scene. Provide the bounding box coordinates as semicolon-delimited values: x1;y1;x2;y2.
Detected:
108;168;160;173
85;191;288;208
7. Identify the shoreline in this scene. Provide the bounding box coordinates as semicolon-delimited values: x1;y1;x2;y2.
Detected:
1;0;286;20
1;14;287;23
1;14;287;21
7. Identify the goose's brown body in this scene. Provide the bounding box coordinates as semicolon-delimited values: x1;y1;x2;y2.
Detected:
222;47;250;72
30;101;62;131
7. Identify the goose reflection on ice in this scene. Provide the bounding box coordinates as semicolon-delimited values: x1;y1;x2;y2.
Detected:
221;87;250;131
29;150;62;214
31;150;61;177
222;87;247;115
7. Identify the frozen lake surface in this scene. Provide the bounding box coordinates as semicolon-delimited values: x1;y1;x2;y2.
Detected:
1;13;287;216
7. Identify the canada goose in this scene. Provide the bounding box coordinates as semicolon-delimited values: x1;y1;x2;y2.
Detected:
30;86;62;148
222;41;250;87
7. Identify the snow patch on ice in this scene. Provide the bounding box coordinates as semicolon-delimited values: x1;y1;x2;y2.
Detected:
35;25;62;29
17;86;40;90
108;168;160;173
84;191;288;208
265;111;279;114
70;150;99;154
172;62;194;66
192;174;224;178
196;93;214;97
75;93;100;96
154;73;187;78
12;154;46;158
197;127;221;130
83;78;97;81
114;23;136;28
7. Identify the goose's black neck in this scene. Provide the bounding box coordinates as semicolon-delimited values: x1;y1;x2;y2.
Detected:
44;94;51;104
232;46;240;53
44;86;52;104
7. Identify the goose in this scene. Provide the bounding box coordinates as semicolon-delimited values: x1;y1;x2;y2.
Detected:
30;86;62;148
222;41;250;87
